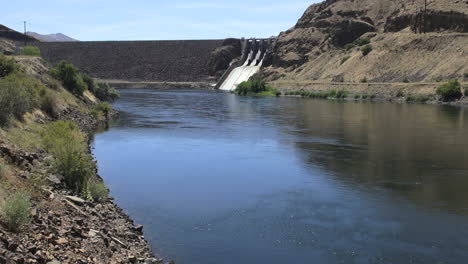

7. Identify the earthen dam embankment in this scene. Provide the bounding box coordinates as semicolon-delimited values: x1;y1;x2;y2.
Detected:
36;40;228;83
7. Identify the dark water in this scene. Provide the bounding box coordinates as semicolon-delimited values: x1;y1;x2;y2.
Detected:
92;89;468;264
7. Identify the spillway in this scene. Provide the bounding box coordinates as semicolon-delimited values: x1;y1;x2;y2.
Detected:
217;39;270;91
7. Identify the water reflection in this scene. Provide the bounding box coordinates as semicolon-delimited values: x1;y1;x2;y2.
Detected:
93;89;468;264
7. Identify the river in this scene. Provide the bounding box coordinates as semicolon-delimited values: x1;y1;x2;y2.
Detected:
92;89;468;264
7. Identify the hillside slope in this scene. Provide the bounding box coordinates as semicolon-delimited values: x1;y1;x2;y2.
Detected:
262;0;468;84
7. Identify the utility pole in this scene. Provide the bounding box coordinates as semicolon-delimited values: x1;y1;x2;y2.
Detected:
24;21;27;46
423;0;428;33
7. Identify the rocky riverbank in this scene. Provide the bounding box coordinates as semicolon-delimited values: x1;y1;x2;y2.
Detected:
0;106;166;264
0;54;167;263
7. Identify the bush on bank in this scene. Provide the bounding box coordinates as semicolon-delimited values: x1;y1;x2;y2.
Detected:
436;80;462;102
20;46;41;56
42;121;94;194
1;192;32;233
94;82;120;102
361;45;373;56
0;54;21;78
88;180;108;202
0;73;41;126
235;78;278;96
51;61;87;96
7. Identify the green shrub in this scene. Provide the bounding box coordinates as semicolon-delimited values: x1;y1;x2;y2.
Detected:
0;54;20;78
45;78;61;90
464;87;468;97
51;61;88;95
94;82;120;102
0;73;41;126
42;121;94;193
355;38;371;46
40;88;61;118
361;94;369;99
344;43;355;50
396;90;405;97
361;45;373;56
354;94;360;99
436;80;462;102
340;56;351;65
20;46;41;56
92;102;112;119
464;72;468;79
81;73;96;93
88;180;108;202
235;77;277;96
335;90;348;98
370;94;376;99
2;192;31;232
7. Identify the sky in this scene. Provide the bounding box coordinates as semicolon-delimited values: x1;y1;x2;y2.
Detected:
3;0;319;41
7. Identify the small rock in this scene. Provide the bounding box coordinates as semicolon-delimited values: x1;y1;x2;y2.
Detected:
88;230;97;237
133;225;144;233
128;255;137;263
56;238;68;245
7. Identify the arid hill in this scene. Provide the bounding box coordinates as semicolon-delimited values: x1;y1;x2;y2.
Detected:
262;0;468;84
27;32;78;42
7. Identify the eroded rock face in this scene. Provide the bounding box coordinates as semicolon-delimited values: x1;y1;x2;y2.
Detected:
263;0;468;82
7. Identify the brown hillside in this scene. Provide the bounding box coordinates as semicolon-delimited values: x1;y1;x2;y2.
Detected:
262;0;468;83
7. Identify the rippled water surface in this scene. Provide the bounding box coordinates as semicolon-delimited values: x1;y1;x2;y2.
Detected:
92;89;468;264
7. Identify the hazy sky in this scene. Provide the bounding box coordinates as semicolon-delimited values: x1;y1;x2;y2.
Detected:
4;0;318;41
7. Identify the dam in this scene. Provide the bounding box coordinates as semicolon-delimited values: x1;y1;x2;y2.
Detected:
34;37;272;90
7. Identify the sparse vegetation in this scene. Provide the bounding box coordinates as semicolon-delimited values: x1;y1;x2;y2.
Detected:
354;94;361;99
436;80;462;102
355;37;371;46
340;56;351;65
235;78;278;96
20;46;41;56
361;45;373;56
464;72;468;80
88;180;109;202
2;192;32;232
344;43;355;50
0;73;41;126
464;87;468;97
0;162;4;178
284;90;349;99
42;121;94;194
51;61;87;96
406;96;430;103
360;77;368;83
335;90;348;98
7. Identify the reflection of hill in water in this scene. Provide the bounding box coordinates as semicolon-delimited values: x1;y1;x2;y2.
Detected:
279;100;468;213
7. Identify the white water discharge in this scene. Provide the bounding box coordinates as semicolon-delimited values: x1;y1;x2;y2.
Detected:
218;50;265;91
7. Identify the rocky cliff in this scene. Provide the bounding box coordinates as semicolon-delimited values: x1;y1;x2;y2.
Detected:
262;0;468;83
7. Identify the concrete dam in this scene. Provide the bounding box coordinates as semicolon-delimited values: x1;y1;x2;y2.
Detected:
35;38;272;90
